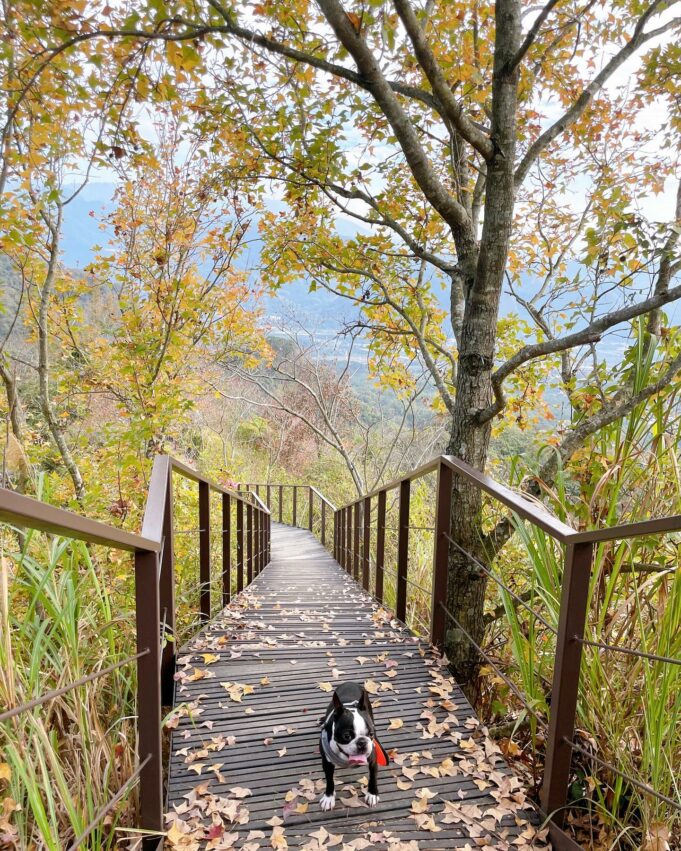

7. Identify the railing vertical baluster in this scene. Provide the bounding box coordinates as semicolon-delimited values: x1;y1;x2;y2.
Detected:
254;507;260;576
198;481;211;621
431;461;453;651
353;501;360;581
246;502;253;584
333;510;338;559
345;506;352;573
158;463;176;705
292;486;297;527
266;512;271;565
279;484;283;523
236;499;244;593
135;549;163;845
321;499;326;547
362;496;370;591
222;494;231;606
309;487;314;532
541;541;594;827
260;509;265;571
375;490;386;603
396;479;410;622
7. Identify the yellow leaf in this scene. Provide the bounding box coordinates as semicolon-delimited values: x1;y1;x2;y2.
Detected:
318;682;333;692
0;762;11;781
388;718;403;730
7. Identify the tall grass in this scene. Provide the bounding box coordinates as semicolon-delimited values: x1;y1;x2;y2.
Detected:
488;360;681;845
0;480;138;849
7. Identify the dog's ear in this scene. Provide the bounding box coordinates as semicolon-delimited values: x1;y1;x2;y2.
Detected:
332;691;343;713
358;687;370;713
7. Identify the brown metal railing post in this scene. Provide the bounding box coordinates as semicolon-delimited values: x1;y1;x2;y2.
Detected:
222;494;231;606
254;508;260;575
236;499;244;593
246;502;254;584
292;486;298;527
260;509;265;570
135;549;163;846
266;513;271;564
198;481;210;620
353;501;360;581
396;479;410;622
333;510;338;559
309;487;314;532
279;484;283;523
362;496;370;591
159;464;176;705
431;461;453;651
541;541;594;827
345;506;352;573
321;499;326;547
376;490;386;603
260;510;265;572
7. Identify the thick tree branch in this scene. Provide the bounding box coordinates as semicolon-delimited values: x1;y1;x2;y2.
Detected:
315;0;473;234
538;349;681;484
507;0;562;72
477;275;681;423
514;0;681;186
483;349;681;557
206;2;443;111
392;0;494;159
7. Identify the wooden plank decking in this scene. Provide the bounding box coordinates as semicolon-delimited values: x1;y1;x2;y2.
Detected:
165;523;550;850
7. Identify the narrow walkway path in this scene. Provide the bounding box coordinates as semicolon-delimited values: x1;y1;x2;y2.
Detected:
165;524;550;850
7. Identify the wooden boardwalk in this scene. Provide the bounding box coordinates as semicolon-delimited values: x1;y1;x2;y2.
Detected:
165;524;550;850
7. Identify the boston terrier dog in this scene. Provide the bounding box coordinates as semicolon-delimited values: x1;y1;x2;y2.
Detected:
318;681;389;811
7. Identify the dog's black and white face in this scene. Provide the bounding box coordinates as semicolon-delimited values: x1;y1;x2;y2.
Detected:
325;691;374;766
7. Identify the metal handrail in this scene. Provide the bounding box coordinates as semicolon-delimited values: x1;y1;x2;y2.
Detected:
0;488;160;552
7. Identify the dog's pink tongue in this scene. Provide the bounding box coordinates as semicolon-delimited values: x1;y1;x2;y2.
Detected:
348;755;368;765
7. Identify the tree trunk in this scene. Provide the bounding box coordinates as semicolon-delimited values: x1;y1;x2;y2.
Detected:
444;0;521;700
37;205;86;504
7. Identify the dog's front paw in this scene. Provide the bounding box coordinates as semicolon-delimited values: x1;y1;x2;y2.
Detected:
319;793;336;811
364;792;379;808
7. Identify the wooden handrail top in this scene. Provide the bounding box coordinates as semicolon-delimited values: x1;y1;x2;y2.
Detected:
335;454;681;546
0;453;269;554
334;455;573;542
240;482;337;512
0;487;160;553
171;458;270;512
